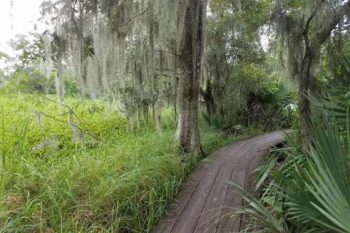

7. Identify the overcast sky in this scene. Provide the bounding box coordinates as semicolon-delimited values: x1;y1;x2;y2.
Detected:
0;0;44;55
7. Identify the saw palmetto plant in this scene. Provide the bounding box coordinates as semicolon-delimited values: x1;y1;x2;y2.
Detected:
233;98;350;232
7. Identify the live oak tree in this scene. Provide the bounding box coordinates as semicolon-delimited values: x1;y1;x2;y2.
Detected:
205;0;269;122
9;0;350;158
41;0;207;156
273;0;350;149
176;0;208;157
50;32;67;109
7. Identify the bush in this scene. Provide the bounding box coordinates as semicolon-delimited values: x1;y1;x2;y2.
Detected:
220;63;297;131
233;101;350;232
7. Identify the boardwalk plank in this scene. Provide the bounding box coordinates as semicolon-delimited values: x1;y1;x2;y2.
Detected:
153;163;209;233
152;131;287;233
171;165;221;233
194;165;233;233
217;168;246;233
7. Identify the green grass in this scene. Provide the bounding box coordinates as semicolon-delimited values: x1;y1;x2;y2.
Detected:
0;95;242;232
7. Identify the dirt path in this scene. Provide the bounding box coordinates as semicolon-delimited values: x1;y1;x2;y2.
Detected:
153;131;287;233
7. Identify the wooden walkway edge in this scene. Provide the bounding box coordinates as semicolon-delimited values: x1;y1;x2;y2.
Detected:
152;131;287;233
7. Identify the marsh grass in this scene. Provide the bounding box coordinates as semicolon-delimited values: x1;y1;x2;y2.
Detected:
0;95;240;232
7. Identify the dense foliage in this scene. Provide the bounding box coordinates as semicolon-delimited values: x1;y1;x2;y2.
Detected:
235;100;350;232
0;0;350;232
0;95;240;232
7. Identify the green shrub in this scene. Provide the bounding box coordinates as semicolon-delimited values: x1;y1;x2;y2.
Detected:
233;104;350;232
221;63;297;131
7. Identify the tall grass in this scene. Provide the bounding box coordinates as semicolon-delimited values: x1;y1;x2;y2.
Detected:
0;95;239;232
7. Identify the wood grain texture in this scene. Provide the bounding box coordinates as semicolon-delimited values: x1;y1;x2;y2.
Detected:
152;131;287;233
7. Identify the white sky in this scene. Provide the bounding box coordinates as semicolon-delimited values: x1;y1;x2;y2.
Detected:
0;0;44;55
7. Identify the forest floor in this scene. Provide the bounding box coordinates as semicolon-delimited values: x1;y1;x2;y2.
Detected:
0;95;262;232
153;131;286;233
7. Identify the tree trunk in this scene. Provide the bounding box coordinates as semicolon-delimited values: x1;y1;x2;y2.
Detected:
298;70;312;152
298;31;319;152
55;56;64;109
201;80;215;116
155;102;162;133
137;107;141;130
282;1;350;153
172;47;179;121
176;0;207;157
155;50;164;134
143;106;149;126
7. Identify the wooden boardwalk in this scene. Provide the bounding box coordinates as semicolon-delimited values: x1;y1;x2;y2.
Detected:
153;131;286;233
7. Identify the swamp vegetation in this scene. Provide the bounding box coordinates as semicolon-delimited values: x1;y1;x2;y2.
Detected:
0;0;350;232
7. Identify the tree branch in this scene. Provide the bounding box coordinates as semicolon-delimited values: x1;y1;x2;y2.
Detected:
37;95;100;141
313;2;350;45
38;110;101;141
118;8;149;29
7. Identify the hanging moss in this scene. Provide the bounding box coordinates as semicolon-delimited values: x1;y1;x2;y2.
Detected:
42;0;186;129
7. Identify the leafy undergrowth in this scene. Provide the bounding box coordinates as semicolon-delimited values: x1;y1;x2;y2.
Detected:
0;95;243;232
234;111;350;232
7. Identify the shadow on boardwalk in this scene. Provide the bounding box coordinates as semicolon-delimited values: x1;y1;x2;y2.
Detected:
153;131;287;233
